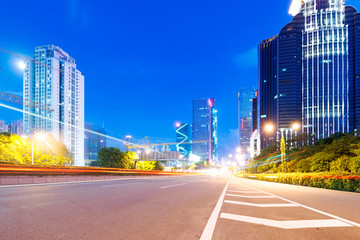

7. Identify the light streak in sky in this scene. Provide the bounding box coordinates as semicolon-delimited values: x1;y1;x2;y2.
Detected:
0;102;129;145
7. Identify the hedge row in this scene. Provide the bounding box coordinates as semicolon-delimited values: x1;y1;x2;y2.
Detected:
241;173;360;193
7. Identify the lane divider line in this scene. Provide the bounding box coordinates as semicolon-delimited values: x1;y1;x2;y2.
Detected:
102;182;146;188
224;200;298;208
220;213;352;229
160;183;187;189
227;190;264;194
226;194;276;199
200;180;229;240
232;178;360;228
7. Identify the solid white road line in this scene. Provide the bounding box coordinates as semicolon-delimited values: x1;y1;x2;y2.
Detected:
220;213;352;229
227;190;262;194
232;178;360;228
224;200;298;208
200;180;229;240
226;194;276;199
160;183;187;189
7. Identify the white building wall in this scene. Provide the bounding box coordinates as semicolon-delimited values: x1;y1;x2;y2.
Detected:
23;45;85;166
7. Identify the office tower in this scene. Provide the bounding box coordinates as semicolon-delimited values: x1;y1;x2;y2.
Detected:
176;122;191;158
238;88;256;156
192;99;218;165
84;124;106;166
252;95;258;133
23;45;85;166
258;0;360;150
258;36;278;148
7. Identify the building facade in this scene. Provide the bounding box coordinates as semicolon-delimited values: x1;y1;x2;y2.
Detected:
84;124;106;166
192;98;218;165
9;121;23;136
238;88;256;156
23;45;85;166
258;36;278;148
176;123;191;158
258;0;360;151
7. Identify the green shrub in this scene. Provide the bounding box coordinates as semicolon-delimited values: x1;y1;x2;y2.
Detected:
296;157;311;172
349;156;360;174
310;152;334;172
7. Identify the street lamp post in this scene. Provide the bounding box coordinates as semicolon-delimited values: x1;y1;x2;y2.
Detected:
265;123;275;146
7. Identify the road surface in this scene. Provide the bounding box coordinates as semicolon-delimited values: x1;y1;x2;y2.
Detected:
0;175;359;239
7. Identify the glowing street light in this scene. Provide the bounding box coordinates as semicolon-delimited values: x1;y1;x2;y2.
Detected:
236;147;241;153
265;123;274;133
228;154;233;159
17;61;26;71
292;123;301;131
35;133;46;141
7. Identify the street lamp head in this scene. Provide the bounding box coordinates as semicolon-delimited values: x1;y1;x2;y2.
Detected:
236;147;241;153
292;123;301;131
17;61;26;71
35;133;46;141
265;124;274;133
228;154;233;158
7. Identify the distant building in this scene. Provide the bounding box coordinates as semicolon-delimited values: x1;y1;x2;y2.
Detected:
240;117;252;160
124;135;133;151
238;88;256;156
9;121;23;136
176;122;191;158
0;120;22;135
252;95;258;133
192;98;218;165
84;124;106;166
0;120;8;133
23;45;85;166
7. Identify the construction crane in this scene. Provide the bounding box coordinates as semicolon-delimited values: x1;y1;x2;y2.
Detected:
0;91;54;112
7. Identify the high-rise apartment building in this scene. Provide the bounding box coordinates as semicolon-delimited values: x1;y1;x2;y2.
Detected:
23;45;85;166
176;122;191;158
192;99;218;164
258;0;360;150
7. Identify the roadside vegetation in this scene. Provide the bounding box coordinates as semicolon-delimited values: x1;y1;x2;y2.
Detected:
91;147;164;171
247;132;360;174
0;132;73;166
244;132;360;192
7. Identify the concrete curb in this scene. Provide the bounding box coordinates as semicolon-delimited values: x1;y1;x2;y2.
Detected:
0;175;184;186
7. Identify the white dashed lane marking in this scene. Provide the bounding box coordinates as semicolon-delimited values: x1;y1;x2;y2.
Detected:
226;194;276;199
220;213;353;229
224;200;298;208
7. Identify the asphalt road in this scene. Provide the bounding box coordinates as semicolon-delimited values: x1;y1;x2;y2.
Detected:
0;175;360;240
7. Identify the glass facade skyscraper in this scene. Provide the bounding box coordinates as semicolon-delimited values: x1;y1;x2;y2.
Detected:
238;88;255;156
258;0;360;149
84;124;106;166
176;123;191;158
192;98;218;164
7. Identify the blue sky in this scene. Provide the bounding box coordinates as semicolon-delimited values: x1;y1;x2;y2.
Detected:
0;0;359;157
